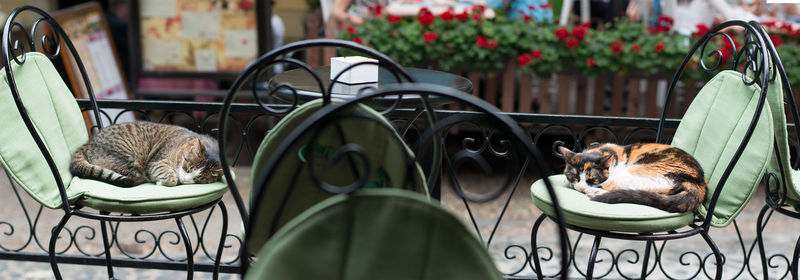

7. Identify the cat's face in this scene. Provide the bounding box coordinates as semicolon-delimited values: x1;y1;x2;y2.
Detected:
559;146;612;190
179;138;223;184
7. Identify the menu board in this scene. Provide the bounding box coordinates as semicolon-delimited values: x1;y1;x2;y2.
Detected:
53;2;135;124
136;0;263;76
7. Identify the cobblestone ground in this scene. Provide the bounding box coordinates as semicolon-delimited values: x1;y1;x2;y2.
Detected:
1;167;798;279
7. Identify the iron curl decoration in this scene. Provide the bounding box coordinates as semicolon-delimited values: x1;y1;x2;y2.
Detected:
30;17;61;59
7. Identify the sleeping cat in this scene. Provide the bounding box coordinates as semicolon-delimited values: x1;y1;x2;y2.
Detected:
70;121;223;187
559;143;707;213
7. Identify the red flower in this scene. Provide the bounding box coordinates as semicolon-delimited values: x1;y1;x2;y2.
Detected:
523;14;532;22
654;43;665;53
648;26;659;34
610;39;623;54
694;24;710;38
440;9;454;21
455;11;470;21
540;3;553;9
581;22;591;29
473;4;487;14
368;4;383;16
488;38;498;49
781;21;793;31
566;38;579;49
630;44;642;53
722;38;741;51
418;9;435;25
336;23;343;30
718;48;731;65
761;20;777;28
587;58;595;67
771;35;784;47
473;13;481;22
658;15;674;26
388;15;402;24
353;37;363;44
554;28;569;41
572;27;587;40
347;26;356;34
517;54;532;67
476;35;489;47
531;49;542;59
423;31;438;45
528;5;536;10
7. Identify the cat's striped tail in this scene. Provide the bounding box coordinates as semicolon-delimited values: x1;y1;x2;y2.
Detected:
69;145;136;187
591;184;705;213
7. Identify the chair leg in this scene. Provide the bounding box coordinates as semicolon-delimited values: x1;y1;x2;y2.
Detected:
586;236;602;280
700;231;723;280
175;217;194;280
756;205;771;280
49;214;71;280
99;213;115;279
530;214;547;280
792;236;800;280
640;241;653;280
213;202;228;280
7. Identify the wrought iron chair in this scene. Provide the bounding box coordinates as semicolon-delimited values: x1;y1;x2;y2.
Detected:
0;6;228;279
530;21;775;279
752;21;800;280
216;39;422;264
241;83;569;279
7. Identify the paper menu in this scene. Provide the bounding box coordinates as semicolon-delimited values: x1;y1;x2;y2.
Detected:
141;0;177;18
143;39;182;69
182;11;221;40
224;29;257;58
194;49;218;71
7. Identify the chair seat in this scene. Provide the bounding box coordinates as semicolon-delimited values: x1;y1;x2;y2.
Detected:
531;175;695;233
67;177;228;214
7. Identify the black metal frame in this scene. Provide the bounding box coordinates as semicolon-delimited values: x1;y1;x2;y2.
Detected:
1;6;228;280
753;20;800;280
530;20;772;280
246;83;570;279
215;38;419;274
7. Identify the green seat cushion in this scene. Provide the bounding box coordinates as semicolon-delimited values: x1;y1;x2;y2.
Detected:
0;52;88;208
67;177;228;214
531;175;695;233
670;70;773;227
246;188;502;280
247;99;428;254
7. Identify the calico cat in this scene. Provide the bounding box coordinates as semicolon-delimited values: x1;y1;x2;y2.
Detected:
559;143;707;213
70;121;223;187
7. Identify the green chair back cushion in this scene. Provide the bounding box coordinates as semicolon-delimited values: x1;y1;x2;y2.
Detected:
0;52;88;208
247;99;428;254
245;188;502;280
762;72;800;203
670;70;773;227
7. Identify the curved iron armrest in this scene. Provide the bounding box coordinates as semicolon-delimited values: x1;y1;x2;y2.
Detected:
1;6;104;212
216;39;425;236
245;83;570;279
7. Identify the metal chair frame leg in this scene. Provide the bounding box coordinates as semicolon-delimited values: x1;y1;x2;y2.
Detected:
792;235;800;280
99;211;116;280
756;204;771;280
175;217;194;280
586;236;602;279
49;214;71;280
640;241;654;280
531;214;548;280
701;230;724;280
213;202;228;280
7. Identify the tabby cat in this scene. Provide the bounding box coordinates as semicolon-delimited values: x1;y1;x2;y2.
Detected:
70;121;223;187
559;143;707;212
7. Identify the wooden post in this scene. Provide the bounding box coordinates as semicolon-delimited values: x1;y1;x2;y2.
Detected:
501;60;516;112
610;73;625;116
538;76;551;114
518;74;533;113
593;75;606;115
627;78;641;117
557;74;571;114
485;73;499;106
645;79;659;117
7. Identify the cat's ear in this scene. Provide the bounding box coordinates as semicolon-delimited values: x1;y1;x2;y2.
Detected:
558;146;574;159
601;152;617;168
196;139;206;154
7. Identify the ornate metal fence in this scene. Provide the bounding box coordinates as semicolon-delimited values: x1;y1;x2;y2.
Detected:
0;98;795;279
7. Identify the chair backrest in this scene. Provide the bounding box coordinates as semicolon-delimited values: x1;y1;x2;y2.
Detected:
217;39;416;224
658;21;774;227
0;6;103;210
245;99;428;255
245;83;570;279
244;189;503;280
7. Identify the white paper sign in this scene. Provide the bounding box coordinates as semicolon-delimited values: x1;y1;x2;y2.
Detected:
224;30;257;58
182;11;221;40
194;49;218;71
141;0;177;18
87;32;122;91
144;39;182;67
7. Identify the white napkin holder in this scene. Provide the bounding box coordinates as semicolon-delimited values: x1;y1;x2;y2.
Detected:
330;56;379;84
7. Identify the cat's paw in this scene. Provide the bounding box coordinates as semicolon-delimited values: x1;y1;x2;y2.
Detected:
584;187;607;199
156;176;178;187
